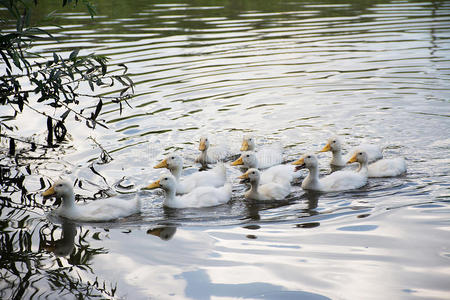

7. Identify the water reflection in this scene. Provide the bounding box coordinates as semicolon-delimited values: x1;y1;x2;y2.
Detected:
147;225;177;241
0;216;116;299
42;220;77;257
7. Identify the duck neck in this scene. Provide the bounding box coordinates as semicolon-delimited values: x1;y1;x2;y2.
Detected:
303;165;320;188
331;149;345;166
198;149;208;162
357;161;368;174
169;166;182;181
61;193;76;210
250;179;259;193
247;178;260;198
163;187;177;206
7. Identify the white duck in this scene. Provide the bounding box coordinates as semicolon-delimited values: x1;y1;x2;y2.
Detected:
320;136;383;166
145;174;231;208
42;180;141;222
231;152;301;185
195;136;231;167
240;135;283;169
238;168;290;200
292;152;368;192
154;154;227;194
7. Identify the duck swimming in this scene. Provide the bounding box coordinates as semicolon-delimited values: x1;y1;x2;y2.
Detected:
238;168;291;200
154;154;227;194
145;174;231;208
195;136;232;167
231;152;301;185
293;151;368;192
320;136;383;167
42;180;141;222
240;135;283;168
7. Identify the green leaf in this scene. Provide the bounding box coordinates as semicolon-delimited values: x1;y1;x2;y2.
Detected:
0;50;12;70
69;49;79;60
53;52;59;64
60;109;70;121
93;99;102;120
11;52;22;70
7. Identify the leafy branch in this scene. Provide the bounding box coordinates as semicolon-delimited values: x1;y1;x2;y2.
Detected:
0;0;135;152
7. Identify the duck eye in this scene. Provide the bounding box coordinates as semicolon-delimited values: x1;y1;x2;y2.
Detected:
332;140;336;143
307;155;311;158
171;156;175;159
359;152;363;155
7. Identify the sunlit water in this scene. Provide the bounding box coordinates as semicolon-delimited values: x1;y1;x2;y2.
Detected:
1;0;450;299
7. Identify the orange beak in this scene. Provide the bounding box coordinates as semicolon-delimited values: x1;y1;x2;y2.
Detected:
319;142;331;152
240;140;249;151
144;179;161;190
154;159;168;169
42;185;55;197
347;152;358;164
199;140;206;151
238;171;249;179
231;156;244;166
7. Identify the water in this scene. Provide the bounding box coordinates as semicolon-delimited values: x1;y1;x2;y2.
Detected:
1;0;450;299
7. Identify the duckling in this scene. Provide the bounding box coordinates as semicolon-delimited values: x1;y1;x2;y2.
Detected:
231;152;301;185
195;136;231;167
292;152;368;192
42;180;140;222
145;175;231;208
320;136;383;167
154;154;226;194
238;168;290;200
240;135;283;168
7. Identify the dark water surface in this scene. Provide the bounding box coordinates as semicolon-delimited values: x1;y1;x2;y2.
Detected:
1;0;450;299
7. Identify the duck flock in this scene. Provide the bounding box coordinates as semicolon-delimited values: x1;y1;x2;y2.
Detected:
42;135;406;222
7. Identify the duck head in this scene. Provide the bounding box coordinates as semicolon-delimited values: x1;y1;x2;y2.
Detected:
347;150;368;165
145;174;177;192
42;180;73;199
292;153;318;171
238;168;261;184
231;152;257;168
320;136;342;153
154;154;183;171
240;136;255;151
198;137;209;151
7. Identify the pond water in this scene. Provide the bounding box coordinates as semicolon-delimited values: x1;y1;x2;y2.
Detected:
1;0;450;299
